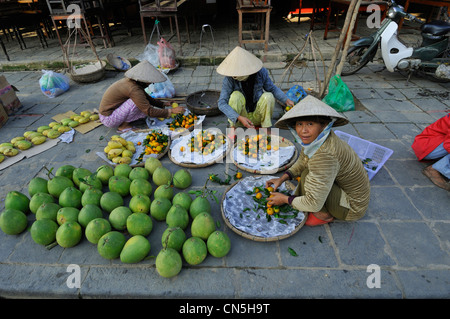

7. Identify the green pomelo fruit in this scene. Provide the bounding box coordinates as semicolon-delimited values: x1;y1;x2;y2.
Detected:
172;192;192;211
129;194;151;214
29;192;55;214
153;184;174;201
79;175;102;193
173;169;192;189
108;175;131;197
152;166;172;186
78;204;103;228
81;187;103;207
129;167;149;181
72;168;92;187
30;219;58;246
129;178;152;197
191;212;216;241
97;231;126;259
47;176;74;198
207;231;231;258
109;206;132;231
56;221;82;248
85;218;111;244
36;202;61;221
161;227;186;252
5;191;30;214
114;163;132;178
182;237;207;265
100;192;123;213
55;165;76;180
155;248;182;278
96;165;114;185
150;198;172;221
58;186;82;208
144;157;162;175
56;207;80;226
189;196;211;220
28;177;48;197
0;209;28;235
120;235;151;264
127;213;153;237
166;204;189;230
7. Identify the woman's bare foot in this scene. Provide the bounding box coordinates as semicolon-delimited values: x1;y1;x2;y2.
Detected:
118;122;133;132
312;211;334;222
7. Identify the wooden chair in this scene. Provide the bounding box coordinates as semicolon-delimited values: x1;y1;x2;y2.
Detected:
138;0;190;55
323;0;388;40
236;0;272;52
46;0;114;49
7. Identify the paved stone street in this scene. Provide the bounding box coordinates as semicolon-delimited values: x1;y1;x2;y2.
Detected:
0;12;449;300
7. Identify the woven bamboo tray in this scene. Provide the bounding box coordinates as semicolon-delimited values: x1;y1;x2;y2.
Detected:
186;90;221;116
168;132;232;168
70;61;106;83
221;177;307;242
231;134;299;174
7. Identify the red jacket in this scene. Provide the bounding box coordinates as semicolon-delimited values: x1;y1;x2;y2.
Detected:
411;114;450;160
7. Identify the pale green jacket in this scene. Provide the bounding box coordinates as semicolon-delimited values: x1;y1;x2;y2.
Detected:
287;131;370;221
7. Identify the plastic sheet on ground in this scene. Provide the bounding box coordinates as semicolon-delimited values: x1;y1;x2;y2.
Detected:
169;128;229;165
222;175;306;240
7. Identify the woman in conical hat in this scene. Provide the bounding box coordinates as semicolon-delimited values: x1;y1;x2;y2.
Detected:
99;60;185;132
265;95;370;226
216;46;294;137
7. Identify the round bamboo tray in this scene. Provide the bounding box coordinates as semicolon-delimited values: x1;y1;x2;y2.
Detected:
168;132;232;168
231;134;299;174
70;61;106;83
186;90;221;116
221;177;307;242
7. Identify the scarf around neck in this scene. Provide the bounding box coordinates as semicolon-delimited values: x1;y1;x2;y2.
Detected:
301;119;335;158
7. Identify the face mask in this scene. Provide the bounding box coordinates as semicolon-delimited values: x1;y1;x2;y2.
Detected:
232;75;249;81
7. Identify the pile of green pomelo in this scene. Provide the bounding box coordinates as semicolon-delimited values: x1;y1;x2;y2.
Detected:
0;156;231;278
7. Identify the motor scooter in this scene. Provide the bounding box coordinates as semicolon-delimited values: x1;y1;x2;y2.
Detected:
340;0;450;81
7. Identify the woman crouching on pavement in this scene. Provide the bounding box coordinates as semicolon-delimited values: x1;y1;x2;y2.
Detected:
99;60;185;133
265;95;370;226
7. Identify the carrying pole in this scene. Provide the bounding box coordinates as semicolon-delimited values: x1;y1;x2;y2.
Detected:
320;0;361;98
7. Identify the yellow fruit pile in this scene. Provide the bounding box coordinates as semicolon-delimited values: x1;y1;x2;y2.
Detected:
0;110;101;161
168;113;198;131
183;130;226;155
237;134;279;158
103;135;136;164
53;110;99;131
142;131;169;155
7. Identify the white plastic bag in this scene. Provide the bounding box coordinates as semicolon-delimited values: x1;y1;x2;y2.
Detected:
39;70;70;98
136;43;160;68
145;72;175;98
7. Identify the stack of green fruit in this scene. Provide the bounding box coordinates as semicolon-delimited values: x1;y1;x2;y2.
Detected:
0;156;231;279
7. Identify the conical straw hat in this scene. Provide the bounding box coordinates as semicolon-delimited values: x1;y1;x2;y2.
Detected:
275;95;348;129
125;60;166;83
216;46;263;77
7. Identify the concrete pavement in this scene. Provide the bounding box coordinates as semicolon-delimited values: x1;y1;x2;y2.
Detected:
0;14;449;299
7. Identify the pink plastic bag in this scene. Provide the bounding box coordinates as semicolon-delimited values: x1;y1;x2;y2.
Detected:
157;37;176;69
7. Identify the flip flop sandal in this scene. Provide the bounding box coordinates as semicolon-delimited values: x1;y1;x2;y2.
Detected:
305;213;334;226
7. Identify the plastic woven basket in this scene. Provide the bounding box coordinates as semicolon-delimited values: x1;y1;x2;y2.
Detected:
334;130;393;180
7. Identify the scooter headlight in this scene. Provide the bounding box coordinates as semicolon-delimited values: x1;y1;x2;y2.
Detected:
387;7;397;19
